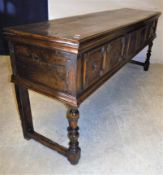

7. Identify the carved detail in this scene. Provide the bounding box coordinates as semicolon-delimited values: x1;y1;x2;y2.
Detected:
136;27;147;50
67;108;81;165
148;21;157;40
107;37;124;68
83;47;104;88
144;42;153;71
127;31;137;57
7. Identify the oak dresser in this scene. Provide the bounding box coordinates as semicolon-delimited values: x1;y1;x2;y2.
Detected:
4;8;161;165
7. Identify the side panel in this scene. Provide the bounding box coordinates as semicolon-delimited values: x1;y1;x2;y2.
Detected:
13;43;77;96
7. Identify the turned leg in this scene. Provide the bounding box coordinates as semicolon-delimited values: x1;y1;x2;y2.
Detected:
15;85;34;140
144;41;153;71
66;108;81;165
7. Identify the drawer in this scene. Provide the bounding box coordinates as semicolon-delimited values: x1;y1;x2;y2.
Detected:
147;20;157;40
136;27;148;49
83;47;104;88
126;30;137;58
126;20;157;58
136;21;156;51
14;44;76;94
126;28;146;58
82;37;125;89
106;37;125;69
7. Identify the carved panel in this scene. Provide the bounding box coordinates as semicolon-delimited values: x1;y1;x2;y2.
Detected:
14;44;75;94
126;31;137;58
136;27;147;49
81;19;158;92
126;20;157;59
106;37;125;69
147;20;157;40
82;37;126;89
83;47;104;88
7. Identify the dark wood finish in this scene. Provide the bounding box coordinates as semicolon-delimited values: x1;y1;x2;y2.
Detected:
130;41;154;71
144;42;153;71
4;8;161;165
67;108;81;165
13;43;77;95
15;85;34;140
130;60;144;66
28;131;68;156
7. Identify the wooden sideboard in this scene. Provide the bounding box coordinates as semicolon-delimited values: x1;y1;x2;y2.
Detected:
4;8;161;165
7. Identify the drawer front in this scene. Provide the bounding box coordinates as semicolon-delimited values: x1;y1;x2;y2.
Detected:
82;37;125;89
14;44;76;95
81;19;158;92
126;20;157;58
147;20;157;40
126;30;138;58
105;37;125;70
83;47;104;88
136;27;147;50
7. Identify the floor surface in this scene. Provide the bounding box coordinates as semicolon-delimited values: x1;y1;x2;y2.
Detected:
0;56;163;175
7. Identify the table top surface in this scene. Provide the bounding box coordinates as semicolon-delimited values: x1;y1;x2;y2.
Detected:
5;8;161;44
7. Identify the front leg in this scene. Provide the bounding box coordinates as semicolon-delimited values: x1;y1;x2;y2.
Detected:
15;85;34;140
144;41;153;71
67;108;81;165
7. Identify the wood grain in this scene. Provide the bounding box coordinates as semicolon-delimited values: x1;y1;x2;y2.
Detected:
4;8;161;165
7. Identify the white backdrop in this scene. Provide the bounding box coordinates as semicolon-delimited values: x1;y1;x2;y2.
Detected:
48;0;163;63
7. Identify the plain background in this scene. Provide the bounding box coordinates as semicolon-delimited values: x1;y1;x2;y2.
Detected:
48;0;163;64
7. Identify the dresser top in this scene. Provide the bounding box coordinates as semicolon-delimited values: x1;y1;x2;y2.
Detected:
5;8;161;45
